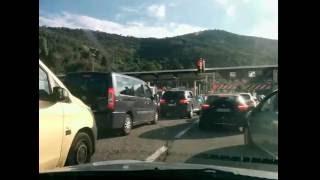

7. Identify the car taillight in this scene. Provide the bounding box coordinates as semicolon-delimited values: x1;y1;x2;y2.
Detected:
237;103;248;112
201;104;210;110
179;99;189;104
107;88;115;111
160;99;166;104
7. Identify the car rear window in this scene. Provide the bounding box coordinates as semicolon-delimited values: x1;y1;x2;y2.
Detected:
64;74;108;97
206;95;238;105
240;94;251;101
162;91;185;100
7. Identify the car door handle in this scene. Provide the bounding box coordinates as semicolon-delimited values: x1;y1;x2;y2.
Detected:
65;128;71;135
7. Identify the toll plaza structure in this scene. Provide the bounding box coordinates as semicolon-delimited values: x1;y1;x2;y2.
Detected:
121;65;278;96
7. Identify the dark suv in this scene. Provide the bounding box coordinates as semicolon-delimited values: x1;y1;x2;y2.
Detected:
64;72;158;135
159;90;201;119
199;94;250;130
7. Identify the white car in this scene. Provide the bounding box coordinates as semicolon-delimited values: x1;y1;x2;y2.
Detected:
39;60;97;172
239;93;257;108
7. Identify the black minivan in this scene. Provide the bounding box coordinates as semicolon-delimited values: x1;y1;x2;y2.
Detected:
64;72;158;135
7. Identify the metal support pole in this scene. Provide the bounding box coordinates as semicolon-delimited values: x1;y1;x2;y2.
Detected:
194;80;197;96
205;74;208;94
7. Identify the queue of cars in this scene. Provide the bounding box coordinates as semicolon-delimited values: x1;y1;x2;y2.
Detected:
40;59;277;171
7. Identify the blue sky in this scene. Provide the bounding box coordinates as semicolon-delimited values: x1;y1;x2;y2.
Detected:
39;0;277;39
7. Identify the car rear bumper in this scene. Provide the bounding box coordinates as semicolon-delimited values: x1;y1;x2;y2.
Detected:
94;111;127;130
160;104;190;117
199;113;247;127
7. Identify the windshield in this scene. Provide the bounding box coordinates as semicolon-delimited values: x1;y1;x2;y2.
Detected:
39;0;278;177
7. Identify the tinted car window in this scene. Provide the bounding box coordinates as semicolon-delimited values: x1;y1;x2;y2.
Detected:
240;94;251;101
116;76;134;96
39;67;50;99
133;80;145;97
162;91;185;100
206;95;237;105
64;74;107;97
144;85;152;98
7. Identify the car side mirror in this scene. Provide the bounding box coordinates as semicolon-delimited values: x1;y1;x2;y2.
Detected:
52;87;70;102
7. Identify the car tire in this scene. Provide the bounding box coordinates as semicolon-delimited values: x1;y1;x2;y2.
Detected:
122;115;132;136
65;132;93;166
188;107;194;119
151;111;159;124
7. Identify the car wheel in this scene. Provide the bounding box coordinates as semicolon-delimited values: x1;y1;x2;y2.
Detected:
151;111;159;124
188;107;194;119
122;115;132;135
65;132;92;166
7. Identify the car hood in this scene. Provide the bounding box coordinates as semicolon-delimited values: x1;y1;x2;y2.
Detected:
41;160;277;179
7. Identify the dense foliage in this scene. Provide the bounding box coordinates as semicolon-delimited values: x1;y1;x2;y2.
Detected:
39;27;278;74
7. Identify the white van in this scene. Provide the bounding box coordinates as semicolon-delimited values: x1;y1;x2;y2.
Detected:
39;60;97;172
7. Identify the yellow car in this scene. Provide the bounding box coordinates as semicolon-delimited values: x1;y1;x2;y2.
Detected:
39;60;97;172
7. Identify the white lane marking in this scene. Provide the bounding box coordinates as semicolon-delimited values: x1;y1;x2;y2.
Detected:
174;119;199;139
145;146;168;162
144;119;199;162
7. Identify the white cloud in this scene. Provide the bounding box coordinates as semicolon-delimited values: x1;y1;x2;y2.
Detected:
250;0;278;39
39;12;206;38
147;4;166;19
120;7;139;13
215;0;237;17
264;0;278;15
214;0;278;39
168;2;177;7
250;19;278;39
226;5;236;17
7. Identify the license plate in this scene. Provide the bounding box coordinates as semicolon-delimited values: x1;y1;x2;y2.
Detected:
216;108;231;112
168;104;176;106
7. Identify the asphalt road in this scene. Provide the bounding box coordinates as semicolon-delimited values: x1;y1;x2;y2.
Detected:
92;115;277;172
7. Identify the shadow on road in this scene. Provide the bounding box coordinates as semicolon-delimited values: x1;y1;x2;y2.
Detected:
184;145;278;172
159;115;199;121
97;121;158;139
139;121;242;140
97;129;122;139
